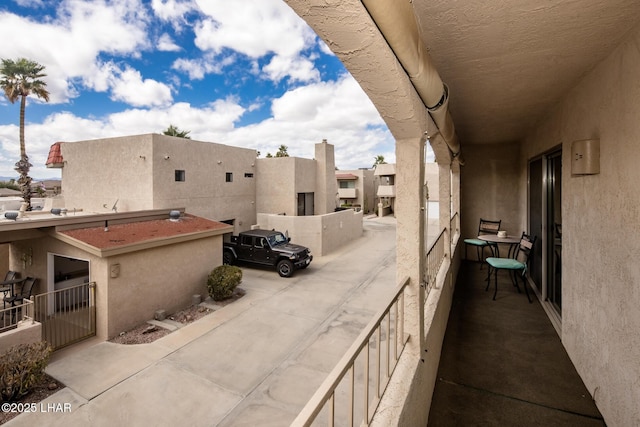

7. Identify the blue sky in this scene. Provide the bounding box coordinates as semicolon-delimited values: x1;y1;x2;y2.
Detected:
0;0;397;179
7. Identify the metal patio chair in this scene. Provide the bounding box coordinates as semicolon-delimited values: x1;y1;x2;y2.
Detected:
464;218;501;267
485;233;536;302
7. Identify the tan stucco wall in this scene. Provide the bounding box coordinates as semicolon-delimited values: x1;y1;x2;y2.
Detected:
255;157;317;216
10;233;223;341
60;134;257;233
61;135;155;213
0;243;9;273
460;142;523;240
256;209;363;256
517;23;640;427
0;321;42;350
338;169;377;213
10;236;95;297
315;140;338;214
103;236;222;339
151;135;257;230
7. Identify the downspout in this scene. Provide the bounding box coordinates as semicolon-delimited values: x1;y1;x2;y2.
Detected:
361;0;462;163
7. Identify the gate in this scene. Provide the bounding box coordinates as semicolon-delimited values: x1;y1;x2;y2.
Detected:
33;282;96;350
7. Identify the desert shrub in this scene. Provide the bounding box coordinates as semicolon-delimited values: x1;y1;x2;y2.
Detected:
207;265;242;301
0;341;52;402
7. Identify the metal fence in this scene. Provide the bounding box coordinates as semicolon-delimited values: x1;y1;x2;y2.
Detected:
424;228;446;299
291;277;410;427
0;299;34;333
33;282;96;350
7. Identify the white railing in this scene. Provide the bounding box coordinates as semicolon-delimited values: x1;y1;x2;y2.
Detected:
0;299;34;333
291;277;410;427
424;228;446;299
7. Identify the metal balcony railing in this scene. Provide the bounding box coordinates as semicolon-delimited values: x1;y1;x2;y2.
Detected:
0;299;34;333
33;282;96;350
424;228;446;299
291;277;410;427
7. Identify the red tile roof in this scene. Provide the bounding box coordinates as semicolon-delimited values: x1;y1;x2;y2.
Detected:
46;142;64;167
336;173;358;180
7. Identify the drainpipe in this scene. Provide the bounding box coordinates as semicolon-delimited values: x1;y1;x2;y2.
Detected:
361;0;462;160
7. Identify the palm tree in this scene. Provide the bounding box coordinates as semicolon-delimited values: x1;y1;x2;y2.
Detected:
373;155;386;167
163;124;191;139
0;58;50;209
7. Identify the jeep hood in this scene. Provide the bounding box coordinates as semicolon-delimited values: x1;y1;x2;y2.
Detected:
277;243;308;253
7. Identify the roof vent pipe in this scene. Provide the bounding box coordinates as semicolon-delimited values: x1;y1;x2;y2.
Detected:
169;210;181;222
361;0;461;157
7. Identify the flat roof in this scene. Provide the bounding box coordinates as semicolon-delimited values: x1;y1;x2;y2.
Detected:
57;213;232;257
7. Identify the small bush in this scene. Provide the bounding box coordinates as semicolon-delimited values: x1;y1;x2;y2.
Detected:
0;341;52;402
207;265;242;301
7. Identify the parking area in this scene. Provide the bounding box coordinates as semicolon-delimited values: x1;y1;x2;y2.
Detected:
10;216;397;427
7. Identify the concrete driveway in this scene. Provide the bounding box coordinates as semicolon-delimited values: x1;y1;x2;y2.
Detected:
7;216;397;427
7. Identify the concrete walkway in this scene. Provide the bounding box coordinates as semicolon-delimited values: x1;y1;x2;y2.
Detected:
7;216;397;427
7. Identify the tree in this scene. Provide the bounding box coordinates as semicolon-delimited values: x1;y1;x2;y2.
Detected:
0;58;50;209
275;144;289;157
373;155;386;167
163;124;191;139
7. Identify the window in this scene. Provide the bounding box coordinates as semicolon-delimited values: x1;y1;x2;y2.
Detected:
339;180;355;189
244;173;254;178
175;170;185;181
226;172;233;182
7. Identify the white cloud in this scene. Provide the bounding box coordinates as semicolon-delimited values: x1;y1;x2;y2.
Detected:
172;57;222;80
263;55;319;84
110;67;173;107
157;33;181;52
0;1;150;104
0;75;394;178
151;0;197;21
190;0;318;83
13;0;44;7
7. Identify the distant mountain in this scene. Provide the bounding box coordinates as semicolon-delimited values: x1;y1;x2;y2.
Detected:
0;176;61;183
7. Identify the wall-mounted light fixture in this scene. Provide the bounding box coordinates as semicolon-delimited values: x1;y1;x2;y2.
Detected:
164;155;170;160
572;139;600;175
21;247;33;269
217;160;222;164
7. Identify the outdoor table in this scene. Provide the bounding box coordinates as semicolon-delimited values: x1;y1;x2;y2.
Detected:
0;278;24;308
478;234;520;259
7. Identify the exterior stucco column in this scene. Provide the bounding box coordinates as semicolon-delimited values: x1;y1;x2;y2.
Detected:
314;139;337;215
395;136;425;353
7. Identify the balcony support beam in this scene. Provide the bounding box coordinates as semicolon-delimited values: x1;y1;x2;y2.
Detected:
395;135;426;351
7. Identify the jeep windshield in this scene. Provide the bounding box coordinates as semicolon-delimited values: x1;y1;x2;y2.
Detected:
267;233;288;246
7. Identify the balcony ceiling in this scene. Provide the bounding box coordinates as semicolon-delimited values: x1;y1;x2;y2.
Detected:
285;0;640;148
410;0;640;145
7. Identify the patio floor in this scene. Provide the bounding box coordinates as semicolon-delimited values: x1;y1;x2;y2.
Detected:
428;261;606;426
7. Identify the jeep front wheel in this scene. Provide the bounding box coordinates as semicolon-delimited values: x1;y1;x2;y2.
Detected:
277;260;294;277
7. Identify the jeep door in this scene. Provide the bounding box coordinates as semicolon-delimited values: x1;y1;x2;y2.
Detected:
252;237;273;265
238;234;254;261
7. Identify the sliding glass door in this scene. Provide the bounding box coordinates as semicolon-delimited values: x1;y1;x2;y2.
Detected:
529;148;562;317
